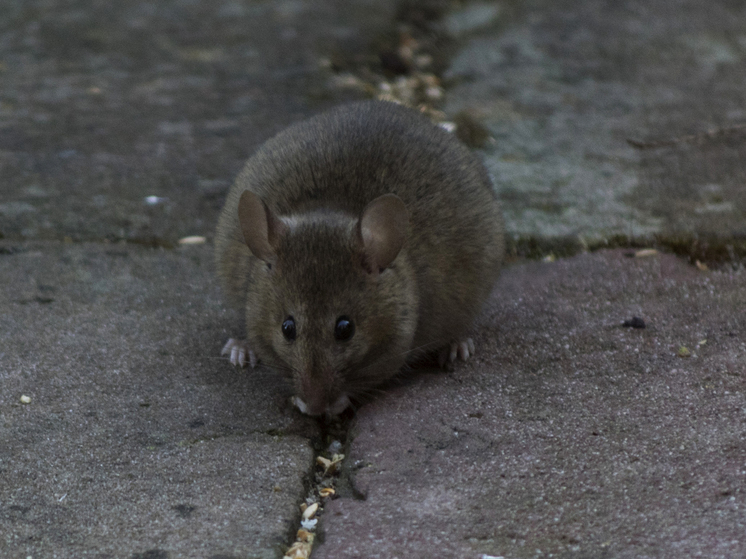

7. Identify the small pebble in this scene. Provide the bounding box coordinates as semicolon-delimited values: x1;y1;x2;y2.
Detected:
327;440;343;454
20;395;31;404
622;316;646;329
438;121;457;133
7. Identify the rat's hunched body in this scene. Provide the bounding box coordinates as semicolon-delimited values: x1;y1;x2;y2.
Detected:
215;100;504;416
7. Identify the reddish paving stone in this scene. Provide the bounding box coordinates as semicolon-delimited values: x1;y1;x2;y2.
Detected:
316;251;746;559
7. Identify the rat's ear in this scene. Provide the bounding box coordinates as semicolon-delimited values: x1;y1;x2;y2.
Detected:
358;194;408;273
238;191;287;262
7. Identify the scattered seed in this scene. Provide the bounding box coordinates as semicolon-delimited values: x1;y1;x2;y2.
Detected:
284;540;311;559
319;487;336;498
178;235;206;245
635;249;658;258
414;54;432;68
296;529;315;543
425;86;443;100
695;260;709;271
302;502;318;520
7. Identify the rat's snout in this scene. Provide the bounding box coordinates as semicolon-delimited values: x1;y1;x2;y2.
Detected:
293;377;350;417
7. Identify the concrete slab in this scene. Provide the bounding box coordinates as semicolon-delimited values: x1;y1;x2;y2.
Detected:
315;250;746;559
0;242;317;558
444;0;746;248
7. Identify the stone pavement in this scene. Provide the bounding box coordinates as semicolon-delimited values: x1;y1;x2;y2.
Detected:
2;0;746;558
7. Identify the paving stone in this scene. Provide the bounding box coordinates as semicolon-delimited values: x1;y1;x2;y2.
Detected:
0;242;317;558
315;251;746;559
444;0;746;244
0;0;395;244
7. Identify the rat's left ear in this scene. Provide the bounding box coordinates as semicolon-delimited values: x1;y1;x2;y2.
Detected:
358;194;408;274
238;191;287;262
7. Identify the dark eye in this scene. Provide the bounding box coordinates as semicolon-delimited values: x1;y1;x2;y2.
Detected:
282;316;296;341
334;316;355;342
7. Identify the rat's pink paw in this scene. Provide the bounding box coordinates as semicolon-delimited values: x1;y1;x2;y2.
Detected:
437;338;475;368
221;338;258;368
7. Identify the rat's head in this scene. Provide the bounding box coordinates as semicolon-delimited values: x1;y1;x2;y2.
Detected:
238;191;417;416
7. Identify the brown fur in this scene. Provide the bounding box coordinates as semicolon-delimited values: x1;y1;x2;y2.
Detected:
215;100;504;415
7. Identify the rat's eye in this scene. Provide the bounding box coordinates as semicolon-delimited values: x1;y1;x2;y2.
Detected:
334;316;355;342
282;316;296;341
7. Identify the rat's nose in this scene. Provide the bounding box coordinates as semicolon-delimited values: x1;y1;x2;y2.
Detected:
292;393;350;416
328;394;350;415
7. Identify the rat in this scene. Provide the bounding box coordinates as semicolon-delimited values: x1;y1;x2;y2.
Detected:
215;100;504;416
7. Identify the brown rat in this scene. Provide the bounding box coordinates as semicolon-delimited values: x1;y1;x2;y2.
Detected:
215;100;504;416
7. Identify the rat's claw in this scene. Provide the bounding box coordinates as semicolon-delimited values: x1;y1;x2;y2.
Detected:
438;338;476;368
457;338;474;361
221;338;257;368
449;343;458;363
233;344;245;367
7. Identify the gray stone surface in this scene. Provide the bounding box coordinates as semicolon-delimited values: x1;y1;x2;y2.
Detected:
0;242;317;558
444;0;746;244
0;0;391;244
315;250;746;559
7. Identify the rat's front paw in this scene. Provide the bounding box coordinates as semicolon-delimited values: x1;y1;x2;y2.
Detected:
221;338;258;368
437;338;475;368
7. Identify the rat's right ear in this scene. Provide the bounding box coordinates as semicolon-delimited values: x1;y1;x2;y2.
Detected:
358;193;408;274
238;191;287;262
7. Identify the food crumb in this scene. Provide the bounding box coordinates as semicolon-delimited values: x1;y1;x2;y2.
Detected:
178;235;206;245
